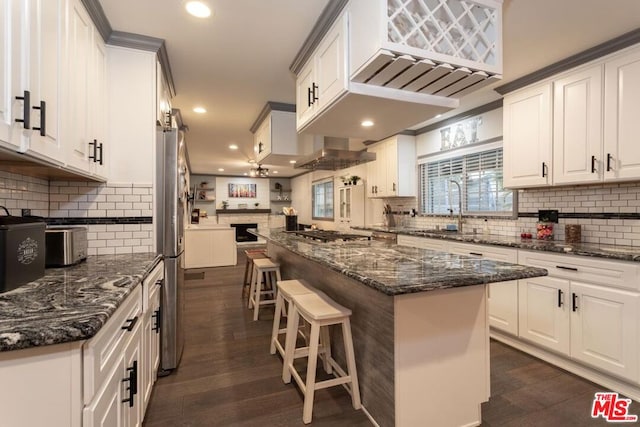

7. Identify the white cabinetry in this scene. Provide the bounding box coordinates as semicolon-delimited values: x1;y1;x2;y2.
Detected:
295;13;347;132
184;227;237;268
141;262;163;417
517;250;640;380
503;82;552;188
337;184;365;229
604;45;640;181
366;134;416;198
0;0;21;149
253;109;297;164
107;46;161;185
447;241;519;336
397;234;447;251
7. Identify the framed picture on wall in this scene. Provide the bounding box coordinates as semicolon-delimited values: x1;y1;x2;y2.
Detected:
228;183;257;198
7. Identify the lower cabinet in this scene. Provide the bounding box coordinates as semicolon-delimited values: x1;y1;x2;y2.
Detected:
184;228;237;268
142;270;162;415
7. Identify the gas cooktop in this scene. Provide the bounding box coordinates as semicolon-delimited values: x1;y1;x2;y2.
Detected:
291;230;371;243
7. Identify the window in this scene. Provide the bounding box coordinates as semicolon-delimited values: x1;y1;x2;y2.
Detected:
419;147;514;216
312;178;334;220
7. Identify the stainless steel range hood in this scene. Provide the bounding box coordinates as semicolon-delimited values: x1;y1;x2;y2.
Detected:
294;137;376;170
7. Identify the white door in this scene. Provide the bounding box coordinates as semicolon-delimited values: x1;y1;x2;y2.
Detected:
295;61;315;130
65;0;92;173
83;357;125;427
0;1;22;149
489;281;519;336
604;46;640;181
570;281;638;380
503;82;553;188
518;276;570;355
21;0;63;163
553;65;603;185
314;13;347;112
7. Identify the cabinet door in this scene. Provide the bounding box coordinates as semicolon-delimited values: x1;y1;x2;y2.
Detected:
21;0;63;163
295;61;315;130
374;143;388;196
314;13;347;112
123;320;142;427
83;357;125;427
384;140;398;197
184;231;215;268
553;65;603;185
604;46;640;181
488;280;519;336
518;276;570;355
503;82;553;188
366;148;378;198
65;0;93;173
89;34;108;178
0;1;23;149
254;116;271;163
570;281;638;380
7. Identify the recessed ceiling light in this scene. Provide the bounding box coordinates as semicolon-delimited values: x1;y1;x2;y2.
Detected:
289;160;297;164
218;168;224;172
435;114;442;118
193;106;207;114
273;171;279;174
185;1;211;18
248;159;256;164
243;173;248;176
361;120;374;127
229;144;238;150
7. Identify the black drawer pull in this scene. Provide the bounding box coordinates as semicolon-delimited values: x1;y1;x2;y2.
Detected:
542;162;547;177
121;360;138;407
591;155;596;173
152;308;161;333
572;293;578;312
469;252;483;257
558;289;564;307
607;153;613;172
556;265;578;271
32;101;46;136
312;82;319;102
155;278;164;287
121;316;139;332
15;90;30;129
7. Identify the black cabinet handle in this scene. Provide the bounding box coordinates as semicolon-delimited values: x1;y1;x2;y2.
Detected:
392;182;396;192
572;293;578;312
607;153;613;172
591;155;596;173
542;162;547;177
155;278;164;287
258;141;263;154
89;140;97;162
469;252;483;257
556;265;578;272
307;87;313;107
96;142;103;165
558;289;564;307
32;101;45;136
312;83;319;103
152;308;161;333
121;316;139;332
121;360;138;407
15;90;30;129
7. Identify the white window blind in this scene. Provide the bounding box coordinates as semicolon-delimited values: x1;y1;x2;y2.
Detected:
312;179;334;220
420;148;514;215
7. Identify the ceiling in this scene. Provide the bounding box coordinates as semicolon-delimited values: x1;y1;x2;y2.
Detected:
98;0;640;178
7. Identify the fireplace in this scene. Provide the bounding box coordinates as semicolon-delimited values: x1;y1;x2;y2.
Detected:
231;223;258;243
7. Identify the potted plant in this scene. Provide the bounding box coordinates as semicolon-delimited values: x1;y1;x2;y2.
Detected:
341;175;352;185
221;200;229;210
254;202;260;208
350;175;361;185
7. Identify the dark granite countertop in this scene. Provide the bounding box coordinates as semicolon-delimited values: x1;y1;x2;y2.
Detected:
0;253;162;352
255;229;547;296
354;226;640;263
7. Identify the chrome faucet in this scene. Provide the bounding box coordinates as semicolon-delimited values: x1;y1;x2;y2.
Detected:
449;180;463;232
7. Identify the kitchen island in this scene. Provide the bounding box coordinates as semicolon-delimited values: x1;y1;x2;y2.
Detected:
254;229;547;427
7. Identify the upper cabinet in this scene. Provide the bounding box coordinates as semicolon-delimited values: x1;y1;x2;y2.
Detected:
293;0;503;140
504;44;640;188
0;0;22;151
503;82;552;188
366;134;416;198
251;104;297;164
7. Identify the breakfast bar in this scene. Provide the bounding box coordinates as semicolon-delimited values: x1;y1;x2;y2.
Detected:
254;229;547;427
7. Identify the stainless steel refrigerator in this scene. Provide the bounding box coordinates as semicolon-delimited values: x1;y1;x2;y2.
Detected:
155;127;187;374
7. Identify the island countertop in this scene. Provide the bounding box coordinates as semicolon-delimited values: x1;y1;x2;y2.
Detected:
254;229;547;296
0;253;161;352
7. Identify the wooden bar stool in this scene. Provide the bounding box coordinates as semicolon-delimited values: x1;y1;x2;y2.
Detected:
270;279;316;358
248;258;281;321
283;292;361;424
242;249;267;298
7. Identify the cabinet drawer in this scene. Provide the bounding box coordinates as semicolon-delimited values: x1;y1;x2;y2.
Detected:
83;285;142;404
518;250;640;291
448;242;518;263
143;261;163;313
397;235;447;251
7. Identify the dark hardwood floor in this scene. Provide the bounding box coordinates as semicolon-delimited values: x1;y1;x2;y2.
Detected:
143;249;625;426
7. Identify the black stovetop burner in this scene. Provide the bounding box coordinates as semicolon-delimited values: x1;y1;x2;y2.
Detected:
292;230;371;243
